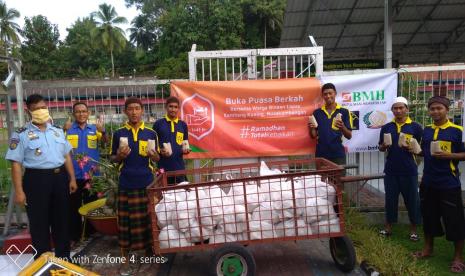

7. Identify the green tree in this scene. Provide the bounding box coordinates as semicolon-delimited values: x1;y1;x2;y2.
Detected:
91;3;128;78
128;15;157;51
20;15;61;79
0;0;21;54
62;16;109;78
242;0;285;48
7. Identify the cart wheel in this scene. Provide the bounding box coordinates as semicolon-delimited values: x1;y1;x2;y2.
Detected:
210;243;256;276
329;236;356;272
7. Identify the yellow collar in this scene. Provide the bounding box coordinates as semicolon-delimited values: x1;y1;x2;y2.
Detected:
124;121;145;130
431;120;452;130
165;115;178;133
392;117;412;133
165;115;179;123
392;117;412;124
321;103;341;118
124;121;145;142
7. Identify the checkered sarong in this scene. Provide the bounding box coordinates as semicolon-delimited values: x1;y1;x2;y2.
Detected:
118;188;152;251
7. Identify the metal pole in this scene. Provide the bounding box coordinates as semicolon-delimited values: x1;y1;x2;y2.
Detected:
3;94;23;235
384;0;393;68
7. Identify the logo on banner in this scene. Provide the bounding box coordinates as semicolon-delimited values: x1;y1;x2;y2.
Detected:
181;93;215;140
363;111;387;129
342;92;352;102
342;90;385;103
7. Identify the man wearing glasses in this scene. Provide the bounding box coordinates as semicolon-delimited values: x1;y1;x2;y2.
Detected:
65;102;107;246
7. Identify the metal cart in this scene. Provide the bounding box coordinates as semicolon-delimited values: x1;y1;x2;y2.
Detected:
147;158;356;275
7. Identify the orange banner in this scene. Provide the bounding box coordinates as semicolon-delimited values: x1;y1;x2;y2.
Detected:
171;78;322;158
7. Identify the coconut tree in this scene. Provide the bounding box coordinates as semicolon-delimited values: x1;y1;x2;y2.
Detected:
251;0;285;48
91;3;127;78
0;0;21;54
128;15;156;51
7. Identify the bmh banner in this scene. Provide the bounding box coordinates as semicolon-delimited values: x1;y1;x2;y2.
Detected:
321;71;397;152
171;78;322;158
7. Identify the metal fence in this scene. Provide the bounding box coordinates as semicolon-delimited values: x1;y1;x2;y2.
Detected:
2;55;464;215
0;78;181;224
342;66;465;209
188;46;465;210
188;45;324;81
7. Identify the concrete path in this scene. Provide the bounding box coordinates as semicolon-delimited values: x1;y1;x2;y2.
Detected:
75;236;364;275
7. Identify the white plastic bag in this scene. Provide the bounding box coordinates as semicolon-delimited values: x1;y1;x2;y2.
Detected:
184;218;212;243
249;220;275;239
222;204;248;233
300;198;337;224
159;225;192;248
274;219;310;237
311;218;341;234
252;201;280;224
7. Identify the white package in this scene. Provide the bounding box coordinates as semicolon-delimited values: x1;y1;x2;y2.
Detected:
182;140;190;151
300;198;337;224
163;142;173;156
308;115;318;127
184;218;212;243
249;220;275;239
431;141;441;154
159;225;192;249
383;133;392;146
251;201;280;224
173;200;197;232
274;219;311;237
147;139;156;152
155;189;188;228
222;204;247;234
311;218;341;234
410;138;422;154
398;132;408;147
119;137;128;148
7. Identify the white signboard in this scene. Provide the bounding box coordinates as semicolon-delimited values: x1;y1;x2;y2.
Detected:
321;72;398;152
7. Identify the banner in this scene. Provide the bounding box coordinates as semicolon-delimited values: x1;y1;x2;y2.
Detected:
171;78;322;158
321;72;397;152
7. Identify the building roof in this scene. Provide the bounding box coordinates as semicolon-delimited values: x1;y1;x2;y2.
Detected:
280;0;465;65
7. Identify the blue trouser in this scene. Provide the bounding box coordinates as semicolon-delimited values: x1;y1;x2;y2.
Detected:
384;174;421;225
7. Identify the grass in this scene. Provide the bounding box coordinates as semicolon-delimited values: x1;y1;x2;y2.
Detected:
384;224;463;276
345;206;465;275
345;208;430;275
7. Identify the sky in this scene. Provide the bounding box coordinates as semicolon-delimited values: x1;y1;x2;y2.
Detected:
6;0;139;40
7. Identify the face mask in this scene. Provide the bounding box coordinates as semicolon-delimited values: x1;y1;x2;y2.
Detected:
31;109;51;124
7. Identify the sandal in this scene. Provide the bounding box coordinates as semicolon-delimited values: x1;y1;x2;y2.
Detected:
409;233;420;242
379;229;392;237
412;251;432;259
450;260;465;273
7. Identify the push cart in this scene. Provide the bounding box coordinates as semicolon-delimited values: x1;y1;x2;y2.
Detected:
147;158;356;275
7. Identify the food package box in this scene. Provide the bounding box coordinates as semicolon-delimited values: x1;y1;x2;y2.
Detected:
182;140;190;151
398;132;408;147
430;141;441;154
163;142;173;156
410;138;421;154
383;133;392;146
147;139;156;152
308;115;318;127
119;137;128;148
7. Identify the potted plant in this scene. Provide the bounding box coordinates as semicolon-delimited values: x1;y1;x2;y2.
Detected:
76;155;119;236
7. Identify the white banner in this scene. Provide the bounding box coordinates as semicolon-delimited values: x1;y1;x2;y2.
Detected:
321;72;398;152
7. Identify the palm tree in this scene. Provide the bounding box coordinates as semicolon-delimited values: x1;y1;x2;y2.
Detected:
91;3;127;78
252;0;284;48
0;0;21;54
128;15;156;51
